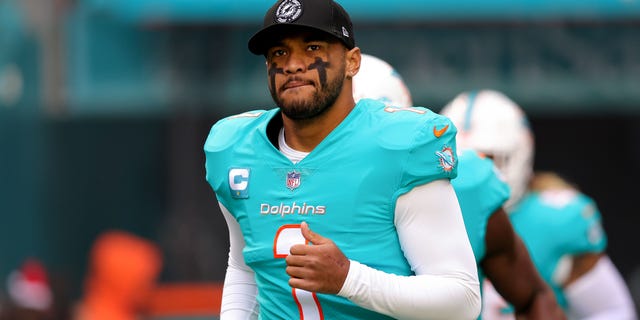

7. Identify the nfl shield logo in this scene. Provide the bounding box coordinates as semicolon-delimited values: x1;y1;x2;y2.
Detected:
286;171;301;190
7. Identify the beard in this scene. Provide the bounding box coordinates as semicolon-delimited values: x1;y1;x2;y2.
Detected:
270;65;345;120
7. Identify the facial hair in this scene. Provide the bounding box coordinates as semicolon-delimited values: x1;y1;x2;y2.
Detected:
269;60;346;120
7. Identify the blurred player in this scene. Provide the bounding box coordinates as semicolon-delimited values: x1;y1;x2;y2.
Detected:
205;0;481;319
442;89;638;320
354;53;565;319
352;54;413;108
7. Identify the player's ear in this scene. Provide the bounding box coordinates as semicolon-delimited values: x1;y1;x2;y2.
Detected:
345;47;361;79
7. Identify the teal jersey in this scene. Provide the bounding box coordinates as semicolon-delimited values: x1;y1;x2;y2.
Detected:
452;150;510;320
453;149;510;266
204;99;458;320
509;189;607;309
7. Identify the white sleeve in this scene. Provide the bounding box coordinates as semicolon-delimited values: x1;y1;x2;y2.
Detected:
219;203;260;320
565;255;638;320
338;180;481;320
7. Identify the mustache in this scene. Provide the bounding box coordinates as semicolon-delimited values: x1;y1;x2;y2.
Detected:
280;77;315;92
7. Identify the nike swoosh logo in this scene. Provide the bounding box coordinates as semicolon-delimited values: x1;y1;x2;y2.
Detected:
433;124;449;138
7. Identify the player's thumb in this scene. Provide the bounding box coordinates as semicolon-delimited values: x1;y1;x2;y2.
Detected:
300;221;325;245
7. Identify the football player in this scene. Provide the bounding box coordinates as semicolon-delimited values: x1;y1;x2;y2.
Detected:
205;1;481;319
442;89;638;320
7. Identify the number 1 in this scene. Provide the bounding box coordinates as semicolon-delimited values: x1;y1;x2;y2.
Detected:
274;225;325;320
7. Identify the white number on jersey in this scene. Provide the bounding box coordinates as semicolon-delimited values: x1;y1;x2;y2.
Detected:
274;225;325;320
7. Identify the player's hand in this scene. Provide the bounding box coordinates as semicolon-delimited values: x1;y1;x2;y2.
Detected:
285;221;350;294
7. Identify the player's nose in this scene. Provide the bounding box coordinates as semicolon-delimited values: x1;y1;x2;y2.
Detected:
283;50;307;74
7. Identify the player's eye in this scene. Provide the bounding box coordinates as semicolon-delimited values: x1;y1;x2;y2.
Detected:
272;49;286;57
307;44;321;51
267;47;287;59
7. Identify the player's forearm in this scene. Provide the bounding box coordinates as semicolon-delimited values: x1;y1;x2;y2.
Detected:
515;287;566;320
338;260;480;320
220;263;260;320
220;203;260;319
293;180;483;319
485;231;565;319
348;180;480;319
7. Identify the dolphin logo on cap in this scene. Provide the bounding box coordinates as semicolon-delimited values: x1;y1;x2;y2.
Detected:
276;0;303;23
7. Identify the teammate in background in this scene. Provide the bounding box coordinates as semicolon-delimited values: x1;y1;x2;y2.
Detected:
442;90;638;320
204;0;481;319
352;54;414;108
354;53;565;319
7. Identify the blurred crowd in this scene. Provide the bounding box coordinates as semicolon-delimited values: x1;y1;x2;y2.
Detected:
0;231;162;320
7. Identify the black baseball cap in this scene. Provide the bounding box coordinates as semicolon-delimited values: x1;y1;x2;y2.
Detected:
248;0;355;55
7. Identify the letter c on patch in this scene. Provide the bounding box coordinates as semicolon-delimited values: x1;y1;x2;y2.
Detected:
229;168;250;199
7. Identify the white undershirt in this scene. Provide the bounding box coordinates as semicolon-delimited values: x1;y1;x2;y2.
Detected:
277;128;307;164
219;128;480;320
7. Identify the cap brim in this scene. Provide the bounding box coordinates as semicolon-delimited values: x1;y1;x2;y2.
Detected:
248;24;344;55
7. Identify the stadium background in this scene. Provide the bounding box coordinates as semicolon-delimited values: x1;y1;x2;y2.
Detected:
1;0;639;318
